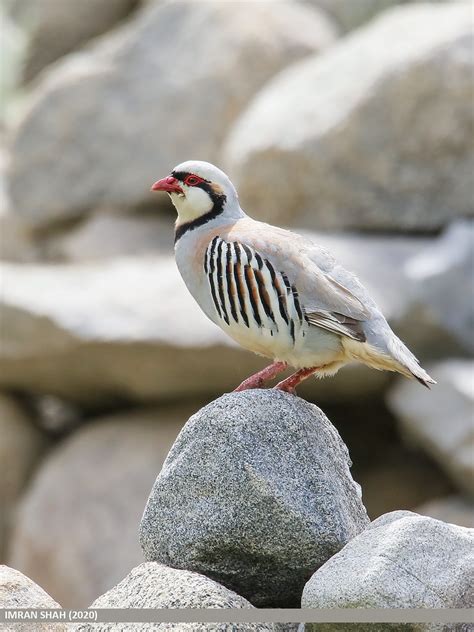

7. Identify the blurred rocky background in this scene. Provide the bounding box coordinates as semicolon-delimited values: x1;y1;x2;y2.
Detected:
0;0;472;610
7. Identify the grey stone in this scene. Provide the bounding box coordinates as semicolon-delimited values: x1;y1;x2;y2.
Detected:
224;2;473;231
0;6;26;126
8;405;191;608
8;0;335;228
0;394;48;559
78;562;276;632
9;0;138;83
0;565;65;631
387;359;474;496
308;0;451;33
402;220;474;354
45;210;175;261
302;511;474;631
417;496;474;529
140;390;369;607
0;144;38;262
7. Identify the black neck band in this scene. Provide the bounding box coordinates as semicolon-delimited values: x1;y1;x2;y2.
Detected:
173;173;227;243
174;203;225;244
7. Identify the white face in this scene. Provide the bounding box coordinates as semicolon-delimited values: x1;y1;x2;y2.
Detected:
168;160;239;225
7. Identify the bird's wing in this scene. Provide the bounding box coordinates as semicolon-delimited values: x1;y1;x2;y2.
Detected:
299;266;371;342
220;219;371;342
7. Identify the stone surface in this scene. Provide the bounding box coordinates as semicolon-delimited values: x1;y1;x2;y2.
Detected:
302;511;474;629
0;5;26;125
0;565;65;631
402;220;474;354
8;405;192;608
8;0;335;228
45;210;175;261
140;390;369;607
417;496;474;529
387;359;474;496
0;145;38;262
9;0;138;83
0;393;48;560
78;562;277;632
309;0;451;33
224;2;473;231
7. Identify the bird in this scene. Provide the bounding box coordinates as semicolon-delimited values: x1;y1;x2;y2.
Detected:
151;160;435;394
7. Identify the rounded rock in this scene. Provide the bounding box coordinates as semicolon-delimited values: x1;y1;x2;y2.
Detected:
140;390;369;607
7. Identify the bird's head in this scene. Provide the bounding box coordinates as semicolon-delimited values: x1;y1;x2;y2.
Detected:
151;160;240;229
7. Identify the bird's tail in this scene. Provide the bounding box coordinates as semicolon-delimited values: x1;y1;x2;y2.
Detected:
387;335;436;389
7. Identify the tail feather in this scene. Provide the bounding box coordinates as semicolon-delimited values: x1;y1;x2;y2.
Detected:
387;335;436;388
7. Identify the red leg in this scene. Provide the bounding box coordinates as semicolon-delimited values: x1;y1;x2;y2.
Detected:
234;361;288;392
274;367;318;395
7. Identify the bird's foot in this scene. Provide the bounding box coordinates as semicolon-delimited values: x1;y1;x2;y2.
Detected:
234;376;266;392
273;383;296;395
273;366;318;395
233;361;288;392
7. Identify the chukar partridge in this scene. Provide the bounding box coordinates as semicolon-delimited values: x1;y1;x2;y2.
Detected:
151;160;435;394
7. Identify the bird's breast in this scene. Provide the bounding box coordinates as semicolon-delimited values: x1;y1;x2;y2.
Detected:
200;235;313;359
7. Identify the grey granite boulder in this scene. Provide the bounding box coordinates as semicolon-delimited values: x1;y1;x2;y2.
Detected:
9;0;137;84
78;562;277;632
302;511;474;631
45;211;175;261
387;359;474;496
402;220;474;355
0;394;48;559
224;2;473;231
0;565;65;632
309;0;451;34
308;0;401;33
140;390;369;607
8;0;335;228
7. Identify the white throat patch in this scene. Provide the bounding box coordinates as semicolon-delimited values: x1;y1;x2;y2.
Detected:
171;186;214;225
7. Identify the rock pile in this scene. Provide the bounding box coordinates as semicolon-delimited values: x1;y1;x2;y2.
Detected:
7;405;194;608
0;0;472;613
7;0;335;228
1;392;473;630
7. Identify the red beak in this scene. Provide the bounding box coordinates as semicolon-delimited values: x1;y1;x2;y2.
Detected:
151;176;183;194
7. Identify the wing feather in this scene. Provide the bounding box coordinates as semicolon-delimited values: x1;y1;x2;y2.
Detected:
305;310;366;342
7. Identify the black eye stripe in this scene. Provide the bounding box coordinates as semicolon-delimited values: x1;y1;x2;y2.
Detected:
172;171;211;184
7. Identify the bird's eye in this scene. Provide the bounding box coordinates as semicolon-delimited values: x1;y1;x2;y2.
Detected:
184;175;203;186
